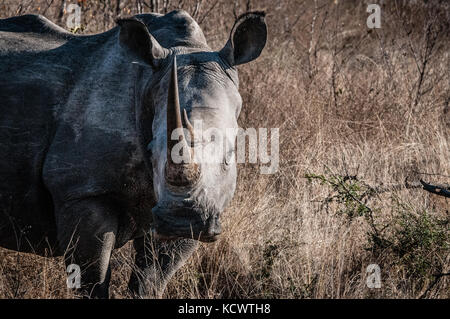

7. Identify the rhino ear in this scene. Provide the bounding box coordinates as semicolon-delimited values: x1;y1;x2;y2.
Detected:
117;18;168;68
219;11;267;67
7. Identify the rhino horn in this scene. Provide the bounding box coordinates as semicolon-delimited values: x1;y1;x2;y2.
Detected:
166;56;200;186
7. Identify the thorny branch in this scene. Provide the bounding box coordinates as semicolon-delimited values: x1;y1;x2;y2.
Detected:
419;180;450;198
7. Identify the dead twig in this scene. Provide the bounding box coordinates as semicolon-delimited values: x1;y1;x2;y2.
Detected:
419;272;450;299
419;180;450;198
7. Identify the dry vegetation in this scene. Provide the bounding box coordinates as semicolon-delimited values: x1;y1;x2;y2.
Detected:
0;0;449;299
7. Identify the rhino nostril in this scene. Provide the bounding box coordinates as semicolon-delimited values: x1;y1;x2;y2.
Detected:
207;220;222;237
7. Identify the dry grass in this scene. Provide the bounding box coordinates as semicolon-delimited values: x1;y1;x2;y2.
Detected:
0;0;449;298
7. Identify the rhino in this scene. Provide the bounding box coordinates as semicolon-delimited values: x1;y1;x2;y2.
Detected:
0;10;267;298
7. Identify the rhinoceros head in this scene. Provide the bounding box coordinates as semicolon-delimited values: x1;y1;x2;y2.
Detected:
118;11;267;242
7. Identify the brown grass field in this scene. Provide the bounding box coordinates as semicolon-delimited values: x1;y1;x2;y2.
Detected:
0;0;449;298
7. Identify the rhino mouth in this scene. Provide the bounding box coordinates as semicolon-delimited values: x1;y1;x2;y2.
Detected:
151;205;222;242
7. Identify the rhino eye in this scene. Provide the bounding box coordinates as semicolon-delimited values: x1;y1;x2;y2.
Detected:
223;149;235;168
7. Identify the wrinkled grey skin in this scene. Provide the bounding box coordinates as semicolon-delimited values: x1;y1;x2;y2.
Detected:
0;10;267;298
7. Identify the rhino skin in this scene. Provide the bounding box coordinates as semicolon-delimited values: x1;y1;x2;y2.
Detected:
0;10;267;298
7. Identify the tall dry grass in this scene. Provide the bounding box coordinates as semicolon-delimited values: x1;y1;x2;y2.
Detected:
0;0;448;298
